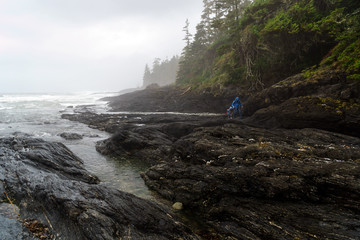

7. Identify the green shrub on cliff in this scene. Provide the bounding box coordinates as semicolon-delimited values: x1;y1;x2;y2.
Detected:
177;0;360;90
320;10;360;73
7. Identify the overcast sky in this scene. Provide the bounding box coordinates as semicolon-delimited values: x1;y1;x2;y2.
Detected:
0;0;203;93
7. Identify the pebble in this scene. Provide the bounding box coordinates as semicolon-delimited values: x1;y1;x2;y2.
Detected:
172;202;183;210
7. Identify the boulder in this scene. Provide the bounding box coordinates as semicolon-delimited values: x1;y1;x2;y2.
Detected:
94;115;226;165
59;132;83;140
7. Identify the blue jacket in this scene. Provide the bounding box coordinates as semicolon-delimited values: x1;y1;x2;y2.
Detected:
232;97;242;109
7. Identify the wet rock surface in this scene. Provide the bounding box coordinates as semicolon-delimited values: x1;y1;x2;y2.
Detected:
62;110;360;239
0;203;36;240
142;123;360;239
0;137;198;240
0;216;35;240
62;112;225;165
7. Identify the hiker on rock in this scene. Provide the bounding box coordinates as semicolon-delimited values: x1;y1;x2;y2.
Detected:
231;97;243;118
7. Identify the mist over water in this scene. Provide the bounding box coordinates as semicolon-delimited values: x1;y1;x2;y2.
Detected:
0;92;152;199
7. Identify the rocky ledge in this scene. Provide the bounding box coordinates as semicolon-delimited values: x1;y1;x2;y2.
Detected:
102;70;360;138
62;111;360;239
0;137;198;240
102;85;237;113
62;112;225;165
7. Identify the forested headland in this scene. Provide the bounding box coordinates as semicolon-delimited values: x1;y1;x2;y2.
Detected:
133;0;359;136
176;0;359;92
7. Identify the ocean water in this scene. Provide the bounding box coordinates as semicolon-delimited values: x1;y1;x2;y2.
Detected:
0;92;152;199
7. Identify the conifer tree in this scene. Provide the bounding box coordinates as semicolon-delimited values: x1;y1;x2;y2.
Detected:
142;56;180;87
142;64;152;87
182;19;192;54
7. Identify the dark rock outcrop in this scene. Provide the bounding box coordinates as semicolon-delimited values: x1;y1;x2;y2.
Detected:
0;137;198;240
142;122;360;239
59;132;83;140
95;125;174;165
244;72;360;137
63;112;226;165
103;85;237;114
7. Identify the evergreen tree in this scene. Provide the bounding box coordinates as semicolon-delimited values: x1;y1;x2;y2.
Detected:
201;0;214;43
142;64;152;87
142;56;180;87
182;19;193;54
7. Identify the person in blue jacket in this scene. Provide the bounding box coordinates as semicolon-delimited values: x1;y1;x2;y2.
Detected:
231;97;243;118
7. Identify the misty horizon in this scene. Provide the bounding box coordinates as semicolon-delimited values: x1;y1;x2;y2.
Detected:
0;0;203;93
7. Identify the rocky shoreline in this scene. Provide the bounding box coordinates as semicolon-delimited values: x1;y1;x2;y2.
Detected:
2;70;359;239
62;71;360;239
61;109;360;239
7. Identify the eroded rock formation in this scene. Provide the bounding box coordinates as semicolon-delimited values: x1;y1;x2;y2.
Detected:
0;137;198;240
